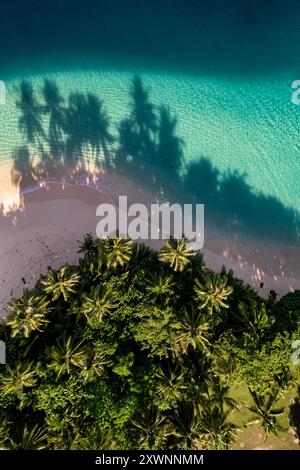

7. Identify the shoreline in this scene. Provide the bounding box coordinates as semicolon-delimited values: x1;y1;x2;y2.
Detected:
0;161;300;315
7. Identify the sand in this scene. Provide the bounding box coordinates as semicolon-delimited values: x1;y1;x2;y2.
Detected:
0;160;299;317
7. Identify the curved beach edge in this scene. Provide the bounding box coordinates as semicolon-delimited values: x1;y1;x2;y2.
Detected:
0;163;299;315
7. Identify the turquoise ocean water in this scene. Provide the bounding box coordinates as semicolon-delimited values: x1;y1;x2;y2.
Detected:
1;0;300;243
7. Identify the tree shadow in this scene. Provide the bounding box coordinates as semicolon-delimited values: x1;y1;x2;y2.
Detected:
116;76;159;175
183;156;220;207
17;81;45;149
116;76;184;198
183;157;300;243
8;75;300;246
218;168;299;241
64;92;114;166
41;79;66;164
11;146;36;190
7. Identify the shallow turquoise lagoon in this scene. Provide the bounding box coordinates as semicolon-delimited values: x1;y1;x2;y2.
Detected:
1;0;300;245
1;66;300;214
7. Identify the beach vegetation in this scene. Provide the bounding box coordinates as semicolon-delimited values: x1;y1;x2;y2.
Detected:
0;235;299;450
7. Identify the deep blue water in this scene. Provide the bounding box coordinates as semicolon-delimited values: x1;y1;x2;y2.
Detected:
2;0;300;78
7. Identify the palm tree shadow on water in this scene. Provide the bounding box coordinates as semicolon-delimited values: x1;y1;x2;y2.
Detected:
4;75;300;246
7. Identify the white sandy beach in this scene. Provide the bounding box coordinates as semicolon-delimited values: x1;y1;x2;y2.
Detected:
0;159;299;316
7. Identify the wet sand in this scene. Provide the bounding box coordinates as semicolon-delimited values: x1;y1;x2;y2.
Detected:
0;161;299;316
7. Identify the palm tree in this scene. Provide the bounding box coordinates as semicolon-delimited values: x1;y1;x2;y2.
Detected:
41;266;80;301
48;335;87;378
80;348;110;383
186;356;212;400
146;271;175;299
171;402;203;450
0;362;37;399
194;272;233;315
220;264;257;305
205;377;237;410
190;377;237;449
172;304;210;355
71;426;115;450
159;237;196;272
247;388;284;438
132;242;153;264
6;295;50;338
197;401;237;450
155;362;187;410
0;418;11;448
131;407;172;450
100;234;133;270
78;233;98;260
3;423;49;450
234;301;274;338
77;234;103;283
81;285;119;328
